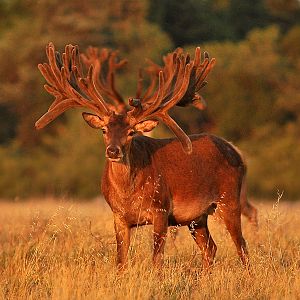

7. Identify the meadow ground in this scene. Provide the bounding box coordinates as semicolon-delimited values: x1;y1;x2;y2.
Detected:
0;198;299;300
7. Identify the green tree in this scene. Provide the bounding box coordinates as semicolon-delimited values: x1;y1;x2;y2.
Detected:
148;0;300;46
265;0;300;30
276;25;300;123
193;25;300;199
148;0;234;45
229;0;271;40
189;26;282;141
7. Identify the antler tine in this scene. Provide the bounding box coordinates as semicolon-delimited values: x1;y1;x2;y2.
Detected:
69;65;108;114
46;43;64;92
157;62;193;113
129;52;179;114
194;47;201;65
129;47;215;154
176;47;216;110
80;47;128;113
139;54;192;119
134;50;185;111
70;49;110;114
71;45;84;77
107;51;127;109
35;43;111;129
160;114;192;154
140;59;161;101
59;44;109;114
147;70;166;114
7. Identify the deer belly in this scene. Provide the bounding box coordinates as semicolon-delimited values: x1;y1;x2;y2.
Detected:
171;196;215;225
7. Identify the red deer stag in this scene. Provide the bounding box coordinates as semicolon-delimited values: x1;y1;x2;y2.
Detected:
36;43;250;270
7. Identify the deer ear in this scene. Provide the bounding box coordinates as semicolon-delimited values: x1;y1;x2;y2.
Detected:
134;120;159;133
82;112;105;129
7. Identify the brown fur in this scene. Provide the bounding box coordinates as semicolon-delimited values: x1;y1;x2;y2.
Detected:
100;132;249;270
35;43;251;271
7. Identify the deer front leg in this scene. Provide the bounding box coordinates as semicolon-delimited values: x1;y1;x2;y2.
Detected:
153;211;168;268
114;215;131;271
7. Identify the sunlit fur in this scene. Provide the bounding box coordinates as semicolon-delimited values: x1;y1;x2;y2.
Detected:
83;112;257;270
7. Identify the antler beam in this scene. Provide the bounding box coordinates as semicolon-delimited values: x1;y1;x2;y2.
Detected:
128;47;216;154
35;43;110;129
36;43;215;154
80;47;127;113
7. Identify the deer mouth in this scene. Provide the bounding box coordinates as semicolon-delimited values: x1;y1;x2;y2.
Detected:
107;158;123;163
106;155;124;162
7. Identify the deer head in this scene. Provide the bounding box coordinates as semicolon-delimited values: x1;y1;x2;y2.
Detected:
36;43;215;160
81;112;158;162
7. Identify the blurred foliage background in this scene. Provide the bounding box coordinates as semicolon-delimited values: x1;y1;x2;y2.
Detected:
0;0;300;200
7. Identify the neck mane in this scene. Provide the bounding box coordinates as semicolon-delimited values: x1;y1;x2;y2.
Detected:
106;136;164;190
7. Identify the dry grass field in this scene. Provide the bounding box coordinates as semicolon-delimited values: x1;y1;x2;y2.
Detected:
0;198;299;300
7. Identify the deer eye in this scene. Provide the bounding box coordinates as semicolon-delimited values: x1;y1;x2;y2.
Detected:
101;128;107;134
128;130;135;136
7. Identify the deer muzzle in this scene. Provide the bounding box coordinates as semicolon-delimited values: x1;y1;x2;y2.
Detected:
106;145;123;161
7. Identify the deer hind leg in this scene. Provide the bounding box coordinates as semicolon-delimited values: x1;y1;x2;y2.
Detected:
114;215;131;271
188;215;217;270
219;201;249;266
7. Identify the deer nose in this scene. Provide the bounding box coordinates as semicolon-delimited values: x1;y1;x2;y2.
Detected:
106;145;121;159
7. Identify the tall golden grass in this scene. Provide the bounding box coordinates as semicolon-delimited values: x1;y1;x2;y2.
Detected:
0;198;299;299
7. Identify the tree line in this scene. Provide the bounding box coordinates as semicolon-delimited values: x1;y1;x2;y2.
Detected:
0;0;300;199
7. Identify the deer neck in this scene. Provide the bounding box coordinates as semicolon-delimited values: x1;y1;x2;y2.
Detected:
105;149;136;196
108;159;131;181
105;139;154;195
